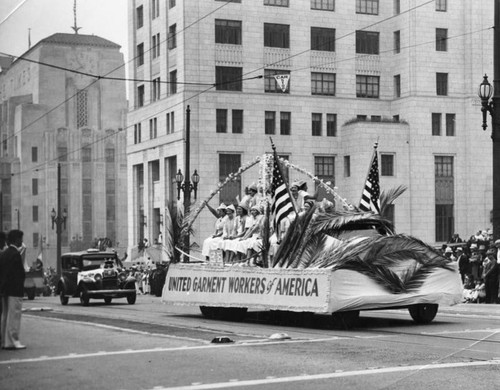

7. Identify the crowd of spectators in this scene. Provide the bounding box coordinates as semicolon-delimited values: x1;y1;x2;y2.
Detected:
442;229;499;304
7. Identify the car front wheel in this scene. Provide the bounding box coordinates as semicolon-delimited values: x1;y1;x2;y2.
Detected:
79;287;90;306
127;292;136;304
59;288;69;305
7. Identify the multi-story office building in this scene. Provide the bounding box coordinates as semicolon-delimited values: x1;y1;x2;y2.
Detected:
127;0;493;251
0;33;128;268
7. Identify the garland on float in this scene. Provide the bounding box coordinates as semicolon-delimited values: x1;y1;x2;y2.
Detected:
183;155;355;235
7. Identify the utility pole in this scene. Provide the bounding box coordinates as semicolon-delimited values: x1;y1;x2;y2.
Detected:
183;105;191;262
56;163;62;276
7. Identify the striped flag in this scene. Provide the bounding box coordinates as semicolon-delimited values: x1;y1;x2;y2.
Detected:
270;153;294;229
359;144;381;214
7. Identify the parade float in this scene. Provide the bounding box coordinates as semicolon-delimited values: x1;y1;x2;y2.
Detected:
162;145;462;328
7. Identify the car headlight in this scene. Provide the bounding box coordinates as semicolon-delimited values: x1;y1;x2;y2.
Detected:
95;274;102;282
118;272;127;282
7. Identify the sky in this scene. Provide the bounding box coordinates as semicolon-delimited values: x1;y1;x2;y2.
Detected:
0;0;128;61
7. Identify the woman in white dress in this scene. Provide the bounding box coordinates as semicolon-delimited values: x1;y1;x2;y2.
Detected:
219;204;248;263
201;203;227;260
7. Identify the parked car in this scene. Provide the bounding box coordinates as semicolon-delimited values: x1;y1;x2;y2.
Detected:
57;249;136;306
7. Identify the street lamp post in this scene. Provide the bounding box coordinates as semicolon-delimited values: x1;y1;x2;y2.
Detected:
175;106;200;262
478;0;500;241
52;163;67;276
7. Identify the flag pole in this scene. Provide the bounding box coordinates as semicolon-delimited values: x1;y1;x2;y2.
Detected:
270;137;297;214
359;141;380;213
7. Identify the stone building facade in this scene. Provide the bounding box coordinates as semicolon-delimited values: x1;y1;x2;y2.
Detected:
0;33;128;269
127;0;493;251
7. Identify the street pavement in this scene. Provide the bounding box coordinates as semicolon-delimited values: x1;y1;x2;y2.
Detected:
1;295;500;390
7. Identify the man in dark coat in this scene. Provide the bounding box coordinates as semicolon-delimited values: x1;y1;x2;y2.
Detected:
0;230;26;349
456;247;470;284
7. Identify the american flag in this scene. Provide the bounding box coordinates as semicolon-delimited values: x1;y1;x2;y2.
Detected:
270;154;294;229
359;146;381;214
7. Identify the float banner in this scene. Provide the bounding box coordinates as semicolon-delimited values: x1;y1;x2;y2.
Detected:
162;264;331;312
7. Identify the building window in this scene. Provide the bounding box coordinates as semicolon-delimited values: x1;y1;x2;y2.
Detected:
432;113;442;136
311;0;334;11
315;156;335;201
219;154;241;204
216;109;227;133
149;117;157;139
134;123;142;144
32;178;38;195
152;0;159;19
264;0;289;6
394;74;401;98
394;0;400;14
311;72;335;96
32;205;38;223
357;115;368;121
152;77;161;102
372;115;381;122
137;85;145;107
436;28;447;51
265;69;290;93
152;33;160;58
215;19;242;44
446;113;455;136
105;148;115;163
356;0;379;15
436;73;448;96
215;66;242;91
393;31;400;54
327;114;337;136
82;147;92;163
166;112;175;134
381;154;394;176
265;111;276;134
33;232;39;248
168;25;177;50
31;146;38;162
312;113;322;136
436;0;446;11
76;90;88;128
435;156;454;242
393;115;399;122
232;109;243;134
136;5;144;29
169;70;177;95
356;31;379;54
356;75;380;98
58;146;68;162
280;112;291;135
169;0;176;8
344;156;350;177
311;27;335;51
136;43;144;66
264;23;290;48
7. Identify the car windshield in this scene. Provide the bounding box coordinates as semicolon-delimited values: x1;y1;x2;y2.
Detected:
82;257;116;271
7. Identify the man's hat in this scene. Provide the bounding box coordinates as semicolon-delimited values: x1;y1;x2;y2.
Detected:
495;239;500;247
226;205;236;213
445;247;453;254
456;247;463;252
217;203;227;210
248;183;258;192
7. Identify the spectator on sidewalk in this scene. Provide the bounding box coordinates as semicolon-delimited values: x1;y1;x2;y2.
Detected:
456;247;470;284
0;230;26;350
483;248;499;303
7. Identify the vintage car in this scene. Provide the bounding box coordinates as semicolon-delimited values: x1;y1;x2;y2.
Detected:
57;249;136;306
